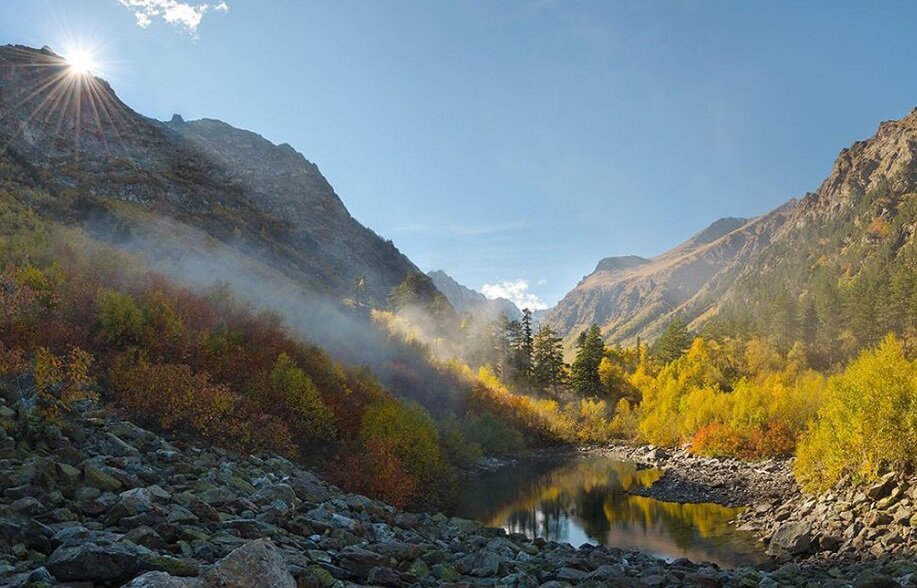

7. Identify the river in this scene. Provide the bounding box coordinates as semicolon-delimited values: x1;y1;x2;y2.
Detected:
455;454;768;568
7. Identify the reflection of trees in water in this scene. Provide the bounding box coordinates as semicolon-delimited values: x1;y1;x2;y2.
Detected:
601;495;736;549
457;456;765;566
504;497;570;541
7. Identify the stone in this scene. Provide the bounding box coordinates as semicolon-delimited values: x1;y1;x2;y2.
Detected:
471;552;503;577
198;538;295;588
367;565;401;587
9;496;44;516
83;464;123;492
866;473;898;501
767;522;811;556
124;571;195;587
337;546;390;576
45;532;153;583
557;566;589;581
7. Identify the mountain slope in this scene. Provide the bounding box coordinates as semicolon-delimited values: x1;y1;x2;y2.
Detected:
547;215;763;346
0;45;434;308
549;109;917;351
427;269;522;320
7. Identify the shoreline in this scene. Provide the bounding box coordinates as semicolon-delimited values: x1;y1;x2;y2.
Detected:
467;442;917;569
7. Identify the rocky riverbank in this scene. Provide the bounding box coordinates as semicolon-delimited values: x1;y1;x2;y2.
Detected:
593;445;796;508
593;443;917;572
2;392;917;587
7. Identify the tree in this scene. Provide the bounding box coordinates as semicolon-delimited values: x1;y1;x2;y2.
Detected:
651;316;692;364
771;285;798;352
571;324;604;397
532;325;567;394
520;308;534;377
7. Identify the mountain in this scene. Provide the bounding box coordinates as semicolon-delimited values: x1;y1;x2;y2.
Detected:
0;45;439;310
427;269;522;320
547;214;761;346
548;109;917;352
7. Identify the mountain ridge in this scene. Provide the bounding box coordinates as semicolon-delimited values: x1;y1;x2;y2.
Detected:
548;108;917;350
0;44;437;310
427;269;522;320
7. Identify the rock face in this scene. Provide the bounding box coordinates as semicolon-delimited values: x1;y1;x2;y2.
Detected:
427;269;522;320
0;44;437;310
548;107;917;348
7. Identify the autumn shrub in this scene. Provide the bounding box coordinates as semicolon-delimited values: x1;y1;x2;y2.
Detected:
438;413;483;468
107;354;295;456
247;353;336;444
573;398;612;444
608;398;639;439
358;400;455;505
795;335;917;492
463;410;526;455
33;346;97;422
96;288;144;346
690;423;749;458
329;440;419;508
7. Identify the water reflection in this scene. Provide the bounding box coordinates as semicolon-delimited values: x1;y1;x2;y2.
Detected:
456;455;768;567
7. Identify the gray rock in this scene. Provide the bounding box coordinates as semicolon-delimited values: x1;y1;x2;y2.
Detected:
124;571;195;587
367;565;402;587
46;532;153;583
198;538;294;588
768;522;811;556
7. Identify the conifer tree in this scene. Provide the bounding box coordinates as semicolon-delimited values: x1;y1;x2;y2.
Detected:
571;324;604;396
532;324;567;394
520;308;534;378
651;316;692;364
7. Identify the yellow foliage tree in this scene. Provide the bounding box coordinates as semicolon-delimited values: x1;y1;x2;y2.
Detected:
795;335;917;491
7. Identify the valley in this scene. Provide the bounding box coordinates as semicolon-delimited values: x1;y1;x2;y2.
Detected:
0;38;915;588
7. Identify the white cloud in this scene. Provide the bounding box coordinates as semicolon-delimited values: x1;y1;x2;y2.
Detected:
481;279;548;311
118;1;228;34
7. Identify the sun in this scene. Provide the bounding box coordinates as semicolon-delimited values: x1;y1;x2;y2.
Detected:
65;49;96;75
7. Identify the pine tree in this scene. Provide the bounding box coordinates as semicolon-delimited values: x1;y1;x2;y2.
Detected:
651;316;692;364
520;308;534;378
532;325;567;394
571;324;604;397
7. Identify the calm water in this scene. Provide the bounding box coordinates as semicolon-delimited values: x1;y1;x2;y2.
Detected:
455;455;768;568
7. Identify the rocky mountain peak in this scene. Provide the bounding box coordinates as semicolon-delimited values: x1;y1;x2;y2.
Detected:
0;43;430;308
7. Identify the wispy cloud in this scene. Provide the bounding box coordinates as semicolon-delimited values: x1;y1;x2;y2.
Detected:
118;0;228;34
387;220;528;237
481;279;548;311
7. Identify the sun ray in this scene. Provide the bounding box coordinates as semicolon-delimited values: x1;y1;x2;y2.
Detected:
0;40;136;176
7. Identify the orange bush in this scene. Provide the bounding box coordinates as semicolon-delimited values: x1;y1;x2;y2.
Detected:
329;440;419;508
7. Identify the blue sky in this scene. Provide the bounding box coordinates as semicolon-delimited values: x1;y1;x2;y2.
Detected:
2;1;916;308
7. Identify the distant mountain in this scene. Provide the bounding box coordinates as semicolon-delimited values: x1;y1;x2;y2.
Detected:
0;45;442;311
548;109;917;352
427;270;522;320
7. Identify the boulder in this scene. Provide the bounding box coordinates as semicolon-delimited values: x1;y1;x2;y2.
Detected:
45;532;153;583
199;538;294;588
768;522;812;556
83;463;123;492
866;473;897;500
